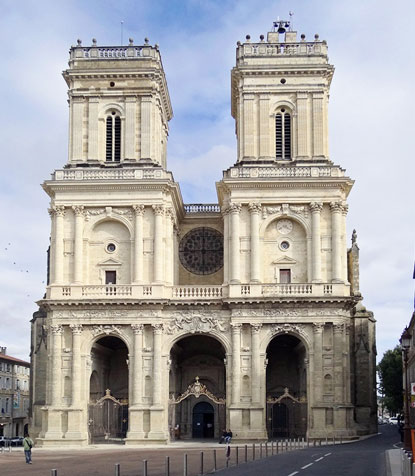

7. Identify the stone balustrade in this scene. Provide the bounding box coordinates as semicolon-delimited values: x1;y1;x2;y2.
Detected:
225;166;343;179
237;41;328;59
46;282;349;300
53;168;172;181
70;44;160;61
184;204;221;213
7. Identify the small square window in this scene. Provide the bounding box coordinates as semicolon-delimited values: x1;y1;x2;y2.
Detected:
279;269;291;284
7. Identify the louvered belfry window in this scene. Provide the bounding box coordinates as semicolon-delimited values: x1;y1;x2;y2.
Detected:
106;113;121;162
276;110;291;160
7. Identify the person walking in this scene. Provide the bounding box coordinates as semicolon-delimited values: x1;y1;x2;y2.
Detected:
23;433;33;464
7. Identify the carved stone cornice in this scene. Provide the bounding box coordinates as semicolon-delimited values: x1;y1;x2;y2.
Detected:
132;204;145;216
309;202;323;213
69;324;83;335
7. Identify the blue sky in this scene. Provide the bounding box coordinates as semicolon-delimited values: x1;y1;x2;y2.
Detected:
0;0;414;361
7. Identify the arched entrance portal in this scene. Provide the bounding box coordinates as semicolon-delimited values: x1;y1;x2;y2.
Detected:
88;336;129;444
192;402;214;438
169;335;226;440
266;334;307;438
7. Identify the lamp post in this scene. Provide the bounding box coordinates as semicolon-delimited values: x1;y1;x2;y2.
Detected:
400;327;412;451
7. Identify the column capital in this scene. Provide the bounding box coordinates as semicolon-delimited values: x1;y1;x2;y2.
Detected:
69;324;83;335
152;323;164;334
131;324;144;334
248;202;262;214
50;324;64;335
341;203;349;216
309;202;323;213
231;323;243;332
49;205;66;217
313;323;324;333
152;204;165;216
72;205;85;217
333;323;345;333
228;203;242;214
133;204;145;216
329;201;343;213
251;323;262;333
165;207;176;223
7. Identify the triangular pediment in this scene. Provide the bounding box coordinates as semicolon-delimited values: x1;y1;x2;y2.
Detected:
272;256;297;265
97;258;122;267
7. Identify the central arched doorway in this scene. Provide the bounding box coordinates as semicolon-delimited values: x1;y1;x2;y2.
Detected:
266;333;307;438
88;335;129;444
192;401;214;438
169;335;226;440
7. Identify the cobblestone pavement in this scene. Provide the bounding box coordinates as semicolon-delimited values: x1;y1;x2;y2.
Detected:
0;443;248;476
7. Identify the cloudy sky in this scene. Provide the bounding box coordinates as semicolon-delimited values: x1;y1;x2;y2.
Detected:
0;0;414;362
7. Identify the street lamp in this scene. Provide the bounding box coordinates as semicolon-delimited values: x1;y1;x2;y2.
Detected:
400;327;412;450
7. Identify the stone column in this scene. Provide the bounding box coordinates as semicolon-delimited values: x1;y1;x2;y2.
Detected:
248;203;261;283
131;324;144;405
313;323;324;403
222;207;230;284
165;208;175;285
52;206;65;284
66;324;85;441
125;96;136;159
71;98;84;161
330;202;343;282
344;324;351;404
310;202;323;282
312;92;325;158
297;92;309;158
259;95;270;159
231;324;242;405
72;206;84;284
251;324;262;403
69;324;82;406
133;205;144;283
151;324;163;405
243;95;255;159
341;204;349;282
87;97;99;161
50;324;63;407
140;96;152;160
152;205;164;283
333;324;345;403
229;203;242;283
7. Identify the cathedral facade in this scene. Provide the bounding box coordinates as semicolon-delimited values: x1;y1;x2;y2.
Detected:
30;22;377;446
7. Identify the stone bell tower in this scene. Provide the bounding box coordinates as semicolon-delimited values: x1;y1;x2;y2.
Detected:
231;24;333;164
64;38;172;168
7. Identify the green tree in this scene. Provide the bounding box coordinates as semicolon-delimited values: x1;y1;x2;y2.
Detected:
377;345;403;415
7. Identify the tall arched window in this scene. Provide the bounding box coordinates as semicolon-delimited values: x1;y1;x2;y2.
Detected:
276;109;291;160
106;112;121;162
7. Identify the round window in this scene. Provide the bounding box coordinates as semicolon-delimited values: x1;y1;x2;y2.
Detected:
280;241;290;250
106;243;116;253
179;227;223;275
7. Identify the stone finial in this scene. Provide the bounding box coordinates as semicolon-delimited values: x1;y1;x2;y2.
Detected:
144;37;149;44
314;33;319;40
237;41;241;46
128;38;134;45
92;38;97;45
246;34;251;41
260;34;265;42
352;229;357;245
155;43;159;50
77;39;82;46
301;33;306;40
